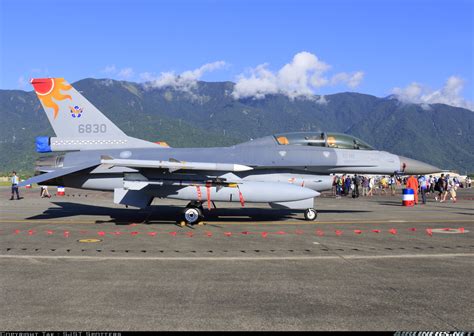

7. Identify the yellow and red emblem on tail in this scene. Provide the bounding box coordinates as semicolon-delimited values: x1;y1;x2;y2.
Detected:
30;78;72;119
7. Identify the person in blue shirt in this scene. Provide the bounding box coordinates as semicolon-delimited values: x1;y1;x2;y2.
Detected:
418;175;427;204
344;175;351;196
10;171;22;200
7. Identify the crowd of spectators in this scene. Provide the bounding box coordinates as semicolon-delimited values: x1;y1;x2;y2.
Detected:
332;173;471;203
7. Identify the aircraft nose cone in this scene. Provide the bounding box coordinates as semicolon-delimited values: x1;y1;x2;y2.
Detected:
399;156;440;175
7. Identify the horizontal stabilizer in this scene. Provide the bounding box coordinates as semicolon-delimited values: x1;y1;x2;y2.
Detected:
19;160;100;187
114;188;153;208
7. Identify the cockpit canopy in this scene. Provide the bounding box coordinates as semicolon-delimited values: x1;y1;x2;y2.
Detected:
274;132;374;150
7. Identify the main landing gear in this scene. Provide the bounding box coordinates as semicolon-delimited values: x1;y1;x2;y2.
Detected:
182;201;204;225
304;208;318;221
181;202;318;224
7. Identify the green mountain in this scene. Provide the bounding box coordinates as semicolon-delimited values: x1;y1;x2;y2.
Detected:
1;78;473;175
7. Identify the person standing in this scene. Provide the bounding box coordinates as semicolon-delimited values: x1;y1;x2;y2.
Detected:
10;171;21;200
344;175;351;196
406;175;419;204
451;179;458;202
380;176;387;195
434;176;441;201
354;174;360;198
336;175;343;198
418;175;427;204
439;174;449;202
368;176;375;196
40;185;51;198
429;175;435;193
389;175;396;196
447;176;457;203
362;176;369;196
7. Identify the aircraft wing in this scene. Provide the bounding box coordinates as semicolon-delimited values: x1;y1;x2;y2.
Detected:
19;160;101;187
100;157;253;173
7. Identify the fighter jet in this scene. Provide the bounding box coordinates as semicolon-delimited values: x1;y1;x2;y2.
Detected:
20;78;440;224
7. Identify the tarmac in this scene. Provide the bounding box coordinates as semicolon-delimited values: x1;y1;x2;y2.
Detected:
0;185;473;330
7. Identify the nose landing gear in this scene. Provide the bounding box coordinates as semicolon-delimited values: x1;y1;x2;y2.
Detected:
304;208;318;221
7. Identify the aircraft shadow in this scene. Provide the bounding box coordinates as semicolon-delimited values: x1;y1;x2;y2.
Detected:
25;202;371;225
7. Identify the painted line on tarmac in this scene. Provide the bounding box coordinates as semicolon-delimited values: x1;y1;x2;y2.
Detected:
1;219;474;225
0;253;472;261
208;219;474;225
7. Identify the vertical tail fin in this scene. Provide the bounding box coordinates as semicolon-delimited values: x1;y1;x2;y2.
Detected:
31;78;161;151
31;78;127;138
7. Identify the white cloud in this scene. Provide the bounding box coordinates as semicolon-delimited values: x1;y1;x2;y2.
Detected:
330;71;365;88
117;67;134;79
17;76;27;89
143;61;226;92
392;76;474;111
230;64;279;99
100;65;134;80
139;72;155;82
101;65;117;74
316;95;328;105
232;51;364;99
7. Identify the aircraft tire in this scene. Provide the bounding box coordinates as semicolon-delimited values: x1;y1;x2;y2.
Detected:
304;208;318;221
183;207;203;225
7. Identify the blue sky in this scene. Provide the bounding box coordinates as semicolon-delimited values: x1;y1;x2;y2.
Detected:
1;0;473;107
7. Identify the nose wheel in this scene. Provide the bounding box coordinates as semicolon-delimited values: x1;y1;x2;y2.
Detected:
304;208;318;221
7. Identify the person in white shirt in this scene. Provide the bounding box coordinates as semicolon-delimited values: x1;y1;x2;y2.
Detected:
429;175;435;193
40;185;51;198
10;171;21;200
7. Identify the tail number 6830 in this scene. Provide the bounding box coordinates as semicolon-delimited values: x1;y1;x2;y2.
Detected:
78;124;107;133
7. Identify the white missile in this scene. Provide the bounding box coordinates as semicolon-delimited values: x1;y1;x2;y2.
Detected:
101;157;253;172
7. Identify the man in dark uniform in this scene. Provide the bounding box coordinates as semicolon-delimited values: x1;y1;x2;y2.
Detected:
354;174;361;198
